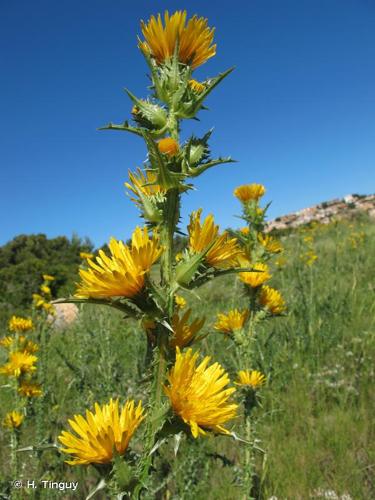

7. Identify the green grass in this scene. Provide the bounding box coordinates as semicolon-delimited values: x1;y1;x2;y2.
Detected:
0;216;374;499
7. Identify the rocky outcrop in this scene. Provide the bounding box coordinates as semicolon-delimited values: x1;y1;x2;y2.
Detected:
50;303;79;330
267;194;375;232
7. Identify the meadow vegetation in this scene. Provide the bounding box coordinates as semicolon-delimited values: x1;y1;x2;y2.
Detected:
1;8;374;499
1;214;374;499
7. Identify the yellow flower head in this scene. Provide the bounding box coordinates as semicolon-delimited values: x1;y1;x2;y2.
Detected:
170;309;205;348
236;370;266;389
18;381;43;398
300;251;318;266
188;209;242;269
3;335;39;353
43;274;55;281
0;351;37;377
234;184;266;203
40;285;51;295
258;234;283;254
139;10;216;69
239;262;271;288
8;316;34;333
125;168;165;206
76;227;162;299
214;309;249;334
239;226;250;235
32;293;44;308
58;399;145;465
157;137;179;157
188;79;205;93
22;339;39;354
175;294;187;309
164;348;238;438
259;285;286;315
3;411;24;429
0;336;14;349
42;302;55;314
80;252;94;260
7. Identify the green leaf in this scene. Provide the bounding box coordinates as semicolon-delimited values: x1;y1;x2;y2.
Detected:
194;67;235;107
98;121;144;137
188;156;236;177
52;297;142;318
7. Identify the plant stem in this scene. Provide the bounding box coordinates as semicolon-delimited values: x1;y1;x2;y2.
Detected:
134;188;180;497
242;415;255;500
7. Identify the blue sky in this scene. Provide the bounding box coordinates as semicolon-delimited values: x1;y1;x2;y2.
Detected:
1;0;374;248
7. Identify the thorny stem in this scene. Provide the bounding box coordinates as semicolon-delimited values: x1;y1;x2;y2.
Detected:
134;185;180;496
242;415;255;500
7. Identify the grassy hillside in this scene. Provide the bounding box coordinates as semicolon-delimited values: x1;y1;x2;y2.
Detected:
0;216;374;499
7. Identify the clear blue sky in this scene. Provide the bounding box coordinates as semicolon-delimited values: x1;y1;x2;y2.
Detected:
1;0;374;248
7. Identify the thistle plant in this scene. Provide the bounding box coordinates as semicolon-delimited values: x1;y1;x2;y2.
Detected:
214;185;286;497
56;10;285;498
0;315;41;488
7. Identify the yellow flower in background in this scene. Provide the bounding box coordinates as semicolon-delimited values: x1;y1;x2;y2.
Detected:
139;10;216;69
239;226;250;235
300;250;318;266
76;228;162;299
236;370;266;389
3;411;24;429
157;137;179;157
188;79;205;93
22;339;39;354
175;252;183;262
303;235;314;244
258;234;283;254
40;285;51;295
0;351;37;377
259;285;286;315
125;168;165;205
239;262;271;288
170;309;205;348
2;335;39;353
80;252;94;260
43;274;55;281
214;308;249;334
58;399;145;465
18;381;42;398
8;316;33;333
234;183;266;203
175;295;187;309
164;348;238;438
188;209;242;268
32;293;44;308
42;302;55;314
0;336;14;349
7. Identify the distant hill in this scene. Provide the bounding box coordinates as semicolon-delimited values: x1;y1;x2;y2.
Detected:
267;194;374;232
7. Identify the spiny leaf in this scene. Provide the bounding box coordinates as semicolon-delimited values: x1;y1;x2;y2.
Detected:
98;121;144;137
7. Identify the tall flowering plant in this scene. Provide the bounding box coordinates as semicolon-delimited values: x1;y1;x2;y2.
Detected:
56;11;285;498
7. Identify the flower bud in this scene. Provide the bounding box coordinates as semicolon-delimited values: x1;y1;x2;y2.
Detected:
158;137;179;157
